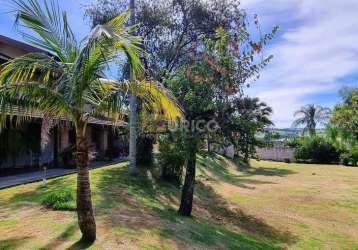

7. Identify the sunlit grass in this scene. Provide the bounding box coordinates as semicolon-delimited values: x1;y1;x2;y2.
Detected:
0;157;357;249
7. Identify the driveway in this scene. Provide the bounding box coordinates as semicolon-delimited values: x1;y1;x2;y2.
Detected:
0;158;127;189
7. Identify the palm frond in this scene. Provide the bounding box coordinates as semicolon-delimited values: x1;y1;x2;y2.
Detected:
86;11;144;76
0;53;62;84
13;0;78;62
130;80;183;122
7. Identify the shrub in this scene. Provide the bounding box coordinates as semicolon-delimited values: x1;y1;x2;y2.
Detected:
340;150;358;166
158;135;186;185
284;138;300;148
42;190;75;211
294;136;339;164
137;135;154;166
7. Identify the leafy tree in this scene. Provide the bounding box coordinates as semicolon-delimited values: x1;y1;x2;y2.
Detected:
0;0;181;242
86;0;277;215
85;0;277;173
85;0;271;80
292;104;330;136
229;97;273;162
166;27;275;216
331;88;358;140
329;87;358;166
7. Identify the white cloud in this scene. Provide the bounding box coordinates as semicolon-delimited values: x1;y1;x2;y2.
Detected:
242;0;358;127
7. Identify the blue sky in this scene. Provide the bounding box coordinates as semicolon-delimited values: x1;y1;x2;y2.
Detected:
1;0;358;128
242;0;358;127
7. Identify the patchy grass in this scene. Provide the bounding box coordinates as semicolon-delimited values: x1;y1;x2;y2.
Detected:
0;156;357;249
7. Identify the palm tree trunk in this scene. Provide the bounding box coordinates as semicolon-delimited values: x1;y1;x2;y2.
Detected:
75;122;96;242
129;0;138;176
178;135;197;216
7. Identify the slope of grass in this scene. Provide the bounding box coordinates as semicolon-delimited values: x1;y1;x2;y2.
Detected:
0;156;357;249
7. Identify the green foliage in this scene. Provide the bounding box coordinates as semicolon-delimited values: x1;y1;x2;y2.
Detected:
292;104;330;136
328;87;358;166
0;0;181;138
136;136;154;166
231;97;273;161
158;134;186;184
340;150;358;167
86;0;278;80
294;136;339;164
284;137;301;148
331;87;358;141
41;189;75;211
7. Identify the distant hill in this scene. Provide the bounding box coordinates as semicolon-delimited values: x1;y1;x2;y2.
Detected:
263;127;325;139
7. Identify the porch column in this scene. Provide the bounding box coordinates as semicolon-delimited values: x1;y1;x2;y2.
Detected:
60;126;70;151
100;127;109;158
85;126;92;144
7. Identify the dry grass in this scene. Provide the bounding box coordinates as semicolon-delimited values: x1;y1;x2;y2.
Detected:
0;156;357;249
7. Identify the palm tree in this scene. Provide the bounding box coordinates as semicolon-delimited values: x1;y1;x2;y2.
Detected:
292;104;330;136
129;0;138;176
234;97;273;161
0;0;181;242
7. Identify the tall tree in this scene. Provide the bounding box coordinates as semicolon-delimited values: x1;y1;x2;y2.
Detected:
292;104;330;136
128;0;138;175
86;0;277;216
330;87;358;166
167;28;275;216
0;0;181;241
85;0;265;80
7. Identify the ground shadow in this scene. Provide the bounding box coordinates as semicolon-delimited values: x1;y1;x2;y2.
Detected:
4;158;297;249
242;167;297;177
66;239;94;250
0;236;33;249
197;155;278;188
40;223;77;250
195;181;298;245
95;163;297;249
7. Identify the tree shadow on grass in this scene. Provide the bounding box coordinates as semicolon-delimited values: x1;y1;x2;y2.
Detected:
4;160;297;249
0;236;33;250
242;167;297;177
197;155;278;188
40;223;78;250
195;181;298;245
95;164;297;249
199;154;296;180
157;210;283;250
66;239;94;250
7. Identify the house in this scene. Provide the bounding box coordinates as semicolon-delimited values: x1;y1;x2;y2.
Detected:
0;35;128;175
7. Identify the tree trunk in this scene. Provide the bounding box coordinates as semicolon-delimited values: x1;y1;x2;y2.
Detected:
75;123;96;242
243;134;249;163
207;137;211;153
129;0;138;176
178;136;197;216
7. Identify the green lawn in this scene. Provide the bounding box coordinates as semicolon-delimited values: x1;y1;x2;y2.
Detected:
0;156;357;249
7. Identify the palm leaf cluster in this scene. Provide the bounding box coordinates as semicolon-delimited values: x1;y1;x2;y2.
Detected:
292;104;330;135
0;0;182;132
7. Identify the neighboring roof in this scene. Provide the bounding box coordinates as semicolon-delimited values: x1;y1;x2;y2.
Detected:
0;35;126;127
0;35;45;56
4;106;127;127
